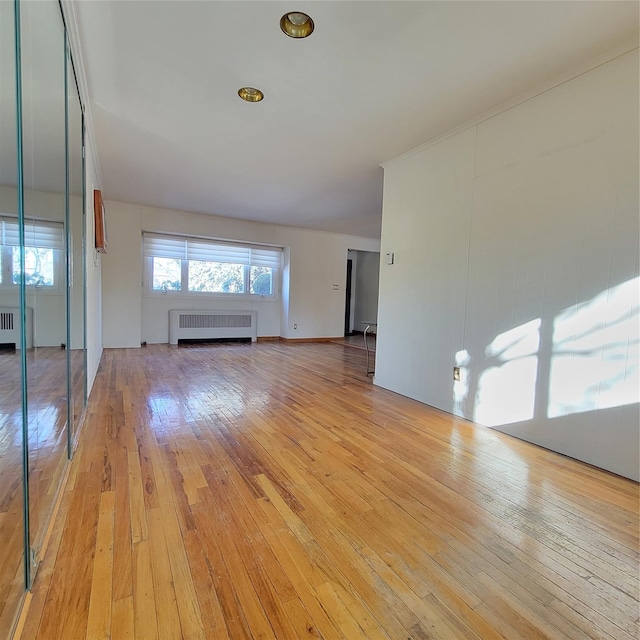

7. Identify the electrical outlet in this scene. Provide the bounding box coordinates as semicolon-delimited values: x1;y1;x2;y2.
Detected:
453;367;461;381
332;284;339;290
294;324;297;330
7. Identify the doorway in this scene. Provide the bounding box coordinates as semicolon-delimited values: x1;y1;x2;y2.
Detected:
345;250;380;336
344;259;353;336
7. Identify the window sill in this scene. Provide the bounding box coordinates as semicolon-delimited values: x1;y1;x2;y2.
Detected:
143;290;279;302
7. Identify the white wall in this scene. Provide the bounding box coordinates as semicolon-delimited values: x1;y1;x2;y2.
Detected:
58;0;103;392
101;201;142;347
69;192;85;350
101;201;380;346
376;50;639;480
280;246;291;337
85;137;103;392
277;226;379;339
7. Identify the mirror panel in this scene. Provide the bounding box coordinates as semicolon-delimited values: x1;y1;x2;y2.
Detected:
0;0;87;623
67;44;86;442
0;0;27;633
20;0;69;565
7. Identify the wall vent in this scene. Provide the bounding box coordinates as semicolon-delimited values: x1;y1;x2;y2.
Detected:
1;312;14;331
179;313;252;330
0;307;34;349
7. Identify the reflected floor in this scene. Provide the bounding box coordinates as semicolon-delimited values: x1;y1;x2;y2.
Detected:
0;347;83;637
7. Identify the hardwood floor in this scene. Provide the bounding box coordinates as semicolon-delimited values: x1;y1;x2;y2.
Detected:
329;334;375;352
19;342;639;640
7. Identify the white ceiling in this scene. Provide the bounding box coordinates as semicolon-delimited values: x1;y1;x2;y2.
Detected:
73;1;639;239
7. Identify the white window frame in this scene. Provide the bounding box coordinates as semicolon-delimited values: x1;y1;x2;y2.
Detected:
0;216;64;293
143;232;281;300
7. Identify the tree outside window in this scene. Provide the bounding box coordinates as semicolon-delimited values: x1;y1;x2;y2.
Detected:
12;247;55;286
146;234;280;297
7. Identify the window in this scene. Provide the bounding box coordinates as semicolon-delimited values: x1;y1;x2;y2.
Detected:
143;233;281;297
250;266;272;295
152;257;181;291
188;260;244;293
0;216;63;289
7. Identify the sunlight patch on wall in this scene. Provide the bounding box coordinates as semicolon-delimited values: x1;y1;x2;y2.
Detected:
548;277;639;419
474;319;541;428
453;349;471;416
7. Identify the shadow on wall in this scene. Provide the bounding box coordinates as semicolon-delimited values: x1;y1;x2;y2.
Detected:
453;276;639;428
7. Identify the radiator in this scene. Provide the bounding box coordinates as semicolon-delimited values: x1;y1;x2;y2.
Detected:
169;309;257;345
0;307;33;349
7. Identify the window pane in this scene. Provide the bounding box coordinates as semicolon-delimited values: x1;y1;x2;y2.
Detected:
188;261;244;293
12;246;54;286
250;266;272;295
152;257;181;290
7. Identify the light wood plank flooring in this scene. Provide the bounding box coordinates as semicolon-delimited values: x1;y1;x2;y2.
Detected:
20;342;639;639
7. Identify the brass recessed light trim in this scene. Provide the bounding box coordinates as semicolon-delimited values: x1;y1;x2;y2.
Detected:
238;87;264;102
280;11;314;38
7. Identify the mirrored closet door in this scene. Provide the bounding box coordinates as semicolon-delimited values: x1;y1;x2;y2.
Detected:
20;0;70;572
0;0;27;635
0;0;88;634
67;39;87;445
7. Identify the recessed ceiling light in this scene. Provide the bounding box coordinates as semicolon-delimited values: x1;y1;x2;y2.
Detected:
238;87;264;102
280;12;314;38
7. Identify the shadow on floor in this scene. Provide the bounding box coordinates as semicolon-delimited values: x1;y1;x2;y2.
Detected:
330;333;376;353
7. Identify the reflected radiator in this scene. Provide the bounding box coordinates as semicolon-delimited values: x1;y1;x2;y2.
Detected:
0;307;33;349
169;309;257;345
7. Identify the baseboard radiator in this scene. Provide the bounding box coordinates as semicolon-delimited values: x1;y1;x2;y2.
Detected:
169;309;257;345
0;307;33;349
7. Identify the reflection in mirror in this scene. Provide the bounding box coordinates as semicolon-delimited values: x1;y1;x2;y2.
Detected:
67;42;86;443
20;0;69;568
0;0;26;633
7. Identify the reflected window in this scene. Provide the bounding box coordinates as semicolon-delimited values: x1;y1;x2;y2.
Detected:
453;349;471;416
12;247;55;286
0;217;63;289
